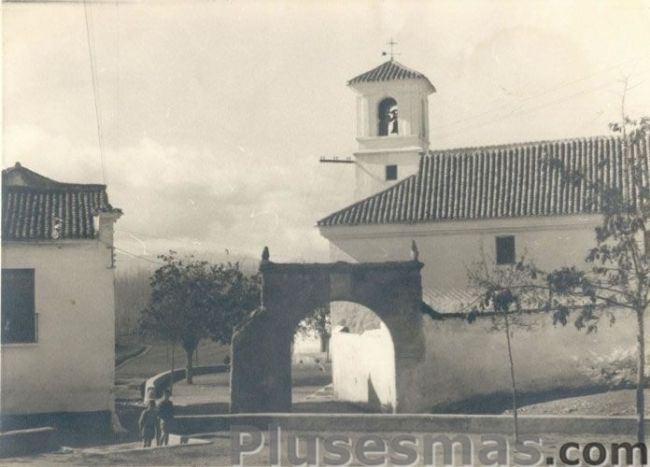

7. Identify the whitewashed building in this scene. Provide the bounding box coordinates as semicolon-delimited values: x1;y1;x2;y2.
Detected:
1;163;122;430
318;59;650;412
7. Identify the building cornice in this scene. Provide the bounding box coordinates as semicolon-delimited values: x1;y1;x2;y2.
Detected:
318;214;602;240
2;238;105;247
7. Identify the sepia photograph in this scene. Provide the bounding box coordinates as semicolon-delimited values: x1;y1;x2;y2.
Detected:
1;0;650;465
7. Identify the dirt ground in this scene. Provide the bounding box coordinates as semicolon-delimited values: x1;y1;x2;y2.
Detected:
4;431;642;466
505;388;650;416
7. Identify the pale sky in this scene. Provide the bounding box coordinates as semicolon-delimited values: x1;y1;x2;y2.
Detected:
3;0;650;269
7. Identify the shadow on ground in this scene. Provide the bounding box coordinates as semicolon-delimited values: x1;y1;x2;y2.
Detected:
431;384;622;414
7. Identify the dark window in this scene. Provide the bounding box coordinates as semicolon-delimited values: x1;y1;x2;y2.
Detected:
496;236;515;265
386;165;398;181
378;97;398;136
1;269;36;344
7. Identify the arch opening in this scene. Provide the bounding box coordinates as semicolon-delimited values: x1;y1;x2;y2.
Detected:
291;301;396;413
291;304;332;412
378;97;399;136
329;301;396;412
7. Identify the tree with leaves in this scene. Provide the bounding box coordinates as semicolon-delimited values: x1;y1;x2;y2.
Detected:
470;112;650;443
296;304;332;360
542;114;650;442
207;264;261;346
139;251;260;384
468;251;543;442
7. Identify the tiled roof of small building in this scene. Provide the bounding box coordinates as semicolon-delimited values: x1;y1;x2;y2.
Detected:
348;60;435;90
2;163;119;241
318;135;650;227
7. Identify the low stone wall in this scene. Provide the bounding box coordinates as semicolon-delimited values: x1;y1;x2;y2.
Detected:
173;413;650;436
144;365;230;401
115;344;148;368
0;410;112;434
0;427;58;458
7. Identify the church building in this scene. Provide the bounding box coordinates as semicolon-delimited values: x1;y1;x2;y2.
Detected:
318;59;650;412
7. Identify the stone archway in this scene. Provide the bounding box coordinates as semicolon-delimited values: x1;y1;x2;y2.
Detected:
230;248;425;413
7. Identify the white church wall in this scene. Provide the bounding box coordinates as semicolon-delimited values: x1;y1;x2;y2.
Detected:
411;309;648;411
331;322;396;411
323;215;602;296
321;214;644;411
1;240;115;416
353;151;421;201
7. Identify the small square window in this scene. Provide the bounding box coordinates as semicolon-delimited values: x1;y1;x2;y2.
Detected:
496;236;515;265
385;165;398;181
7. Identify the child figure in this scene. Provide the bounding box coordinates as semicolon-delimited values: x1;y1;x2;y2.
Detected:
157;388;175;446
138;399;158;447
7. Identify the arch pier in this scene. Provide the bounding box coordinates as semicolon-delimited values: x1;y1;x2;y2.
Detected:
230;248;426;413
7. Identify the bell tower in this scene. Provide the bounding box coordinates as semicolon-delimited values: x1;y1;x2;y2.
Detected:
348;59;435;200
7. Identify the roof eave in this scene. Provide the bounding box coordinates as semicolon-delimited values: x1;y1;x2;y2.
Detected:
348;77;435;93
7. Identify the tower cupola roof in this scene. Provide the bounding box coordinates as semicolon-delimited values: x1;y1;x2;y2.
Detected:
348;60;435;92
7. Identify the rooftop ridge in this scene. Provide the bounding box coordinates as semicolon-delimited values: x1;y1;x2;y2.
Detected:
348;59;435;90
428;134;619;156
382;59;424;77
3;183;108;192
2;162;106;190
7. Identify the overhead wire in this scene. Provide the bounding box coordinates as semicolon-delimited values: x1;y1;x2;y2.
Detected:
429;54;650;134
83;0;107;184
433;68;650;142
114;227;301;262
114;0;120;180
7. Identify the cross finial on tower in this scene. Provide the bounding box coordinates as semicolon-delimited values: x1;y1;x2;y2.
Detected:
382;38;398;61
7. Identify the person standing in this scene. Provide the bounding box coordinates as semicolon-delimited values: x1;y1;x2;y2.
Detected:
157;388;175;446
138;400;158;447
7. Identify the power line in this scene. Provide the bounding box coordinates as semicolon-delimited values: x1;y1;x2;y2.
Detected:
115;228;247;256
100;239;165;265
114;228;301;262
433;69;650;141
83;0;107;184
430;55;650;134
114;246;163;265
114;0;120;179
